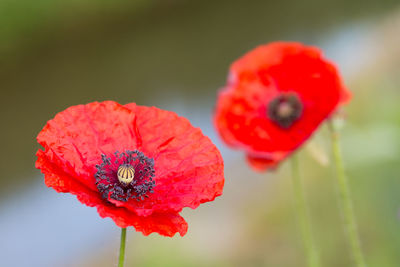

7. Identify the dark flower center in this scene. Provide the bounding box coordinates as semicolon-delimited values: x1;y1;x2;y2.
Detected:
267;93;303;129
95;150;155;202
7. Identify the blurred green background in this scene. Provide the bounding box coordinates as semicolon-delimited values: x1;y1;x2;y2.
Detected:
1;0;399;266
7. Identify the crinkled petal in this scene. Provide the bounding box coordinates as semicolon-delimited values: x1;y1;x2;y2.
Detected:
36;149;187;237
97;206;188;237
37;101;140;190
113;104;225;216
36;101;224;228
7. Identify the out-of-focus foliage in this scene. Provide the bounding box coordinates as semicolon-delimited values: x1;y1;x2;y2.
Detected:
0;0;151;57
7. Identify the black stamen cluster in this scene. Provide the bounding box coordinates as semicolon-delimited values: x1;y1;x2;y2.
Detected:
95;150;155;202
267;93;303;128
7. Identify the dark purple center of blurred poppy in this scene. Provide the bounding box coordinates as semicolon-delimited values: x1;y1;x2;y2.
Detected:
95;150;155;202
267;93;303;129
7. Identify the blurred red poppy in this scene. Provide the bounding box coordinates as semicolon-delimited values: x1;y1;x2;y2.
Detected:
36;101;224;237
214;42;350;171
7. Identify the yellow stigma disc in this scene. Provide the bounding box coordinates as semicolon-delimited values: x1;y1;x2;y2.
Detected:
117;164;135;184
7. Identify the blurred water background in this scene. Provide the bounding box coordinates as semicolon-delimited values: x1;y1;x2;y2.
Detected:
1;0;400;266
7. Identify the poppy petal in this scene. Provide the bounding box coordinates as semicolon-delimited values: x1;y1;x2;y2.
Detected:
37;101;139;190
114;104;225;216
246;153;287;172
36;149;188;236
214;42;350;170
36;101;223;236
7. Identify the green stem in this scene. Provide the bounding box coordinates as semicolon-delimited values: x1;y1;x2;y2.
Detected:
118;228;127;267
291;155;320;267
328;120;366;267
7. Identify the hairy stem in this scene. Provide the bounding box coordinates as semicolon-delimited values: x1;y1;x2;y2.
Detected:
328;119;366;267
291;154;320;267
118;228;127;267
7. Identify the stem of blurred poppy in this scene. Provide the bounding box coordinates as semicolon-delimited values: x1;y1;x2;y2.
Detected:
118;228;127;267
291;154;320;267
328;119;366;267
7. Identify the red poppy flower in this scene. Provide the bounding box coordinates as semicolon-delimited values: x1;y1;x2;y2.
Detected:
214;42;351;171
36;101;224;237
